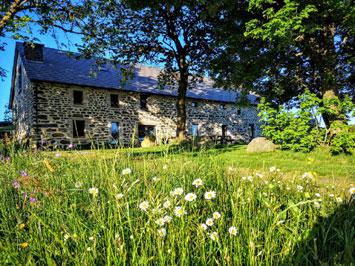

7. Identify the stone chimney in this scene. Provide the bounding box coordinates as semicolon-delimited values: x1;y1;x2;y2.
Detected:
24;43;44;62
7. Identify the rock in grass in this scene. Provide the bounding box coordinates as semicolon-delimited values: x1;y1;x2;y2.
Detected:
246;137;277;153
141;135;156;148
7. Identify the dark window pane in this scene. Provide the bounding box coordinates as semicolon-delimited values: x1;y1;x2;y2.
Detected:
140;95;148;109
73;120;85;138
220;104;226;110
74;91;83;104
222;125;227;137
111;94;119;108
192;102;197;107
138;125;155;141
249;124;255;139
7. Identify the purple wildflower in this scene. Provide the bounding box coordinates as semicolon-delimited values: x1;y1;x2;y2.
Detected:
68;144;73;149
23;193;27;197
13;180;20;188
22;172;28;177
6;157;10;161
0;155;2;160
55;153;60;157
29;198;36;203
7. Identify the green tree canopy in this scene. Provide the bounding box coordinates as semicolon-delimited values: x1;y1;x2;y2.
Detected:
78;0;218;139
210;0;355;129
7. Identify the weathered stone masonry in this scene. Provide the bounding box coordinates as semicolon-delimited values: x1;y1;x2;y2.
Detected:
11;43;262;148
13;79;262;148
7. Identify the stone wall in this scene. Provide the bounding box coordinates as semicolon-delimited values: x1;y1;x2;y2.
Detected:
29;81;262;148
12;56;35;140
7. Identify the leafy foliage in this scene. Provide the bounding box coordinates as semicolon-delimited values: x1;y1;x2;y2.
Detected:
77;0;218;137
258;91;355;154
210;0;355;128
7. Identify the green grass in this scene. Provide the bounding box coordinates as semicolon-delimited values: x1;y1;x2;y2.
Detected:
0;145;354;265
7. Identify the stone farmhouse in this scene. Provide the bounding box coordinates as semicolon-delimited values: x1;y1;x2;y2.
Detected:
9;42;262;148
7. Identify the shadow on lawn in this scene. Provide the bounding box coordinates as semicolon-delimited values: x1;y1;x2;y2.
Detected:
286;198;355;266
127;143;245;159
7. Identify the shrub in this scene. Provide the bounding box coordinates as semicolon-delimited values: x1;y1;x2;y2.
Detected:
258;91;355;154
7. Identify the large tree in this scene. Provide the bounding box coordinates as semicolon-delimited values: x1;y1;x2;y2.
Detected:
77;0;216;139
210;0;355;130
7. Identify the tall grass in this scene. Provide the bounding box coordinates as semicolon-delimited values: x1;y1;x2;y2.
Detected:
0;145;354;265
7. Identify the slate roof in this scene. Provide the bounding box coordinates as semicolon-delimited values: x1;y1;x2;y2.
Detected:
16;42;258;104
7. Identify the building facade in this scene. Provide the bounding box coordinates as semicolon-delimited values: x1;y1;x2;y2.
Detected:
9;43;262;148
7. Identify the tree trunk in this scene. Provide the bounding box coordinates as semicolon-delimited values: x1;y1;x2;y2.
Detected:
318;23;343;138
176;72;188;140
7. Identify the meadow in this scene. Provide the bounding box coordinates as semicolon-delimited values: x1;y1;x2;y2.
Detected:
0;144;354;265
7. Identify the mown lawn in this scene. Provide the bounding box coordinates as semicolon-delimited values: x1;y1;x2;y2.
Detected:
0;144;354;265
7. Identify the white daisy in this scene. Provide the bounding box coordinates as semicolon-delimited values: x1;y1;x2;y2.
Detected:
192;179;203;187
297;185;303;191
174;206;186;217
158;228;166;237
349;187;355;194
184;193;197;202
164;216;172;223
314;201;321;209
155;218;165;226
139;201;149;211
174;188;184;196
336;197;343;203
269;166;276;172
204;191;216;200
210;231;217;241
228;226;237;236
315;193;321;197
163;165;167;169
256;173;263;178
122;168;132;175
64;233;70;241
87;247;92;251
163;200;171;208
206;218;214;226
116;193;124;199
247;176;253;182
89;236;94;241
152;177;159;182
169;190;175;196
89;188;99;195
199;224;207;231
213;212;221;220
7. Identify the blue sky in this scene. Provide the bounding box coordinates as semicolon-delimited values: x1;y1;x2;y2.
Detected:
0;28;82;121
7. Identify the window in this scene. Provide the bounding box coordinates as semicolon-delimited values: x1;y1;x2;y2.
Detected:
111;122;119;144
249;124;255;139
222;125;227;137
237;108;241;115
138;125;155;141
73;90;83;105
73;120;85;138
140;95;149;109
111;94;119;108
18;66;22;94
192;124;198;136
220;104;226;110
191;102;197;107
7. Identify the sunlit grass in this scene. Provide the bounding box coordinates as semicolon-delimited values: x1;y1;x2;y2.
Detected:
0;145;354;265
